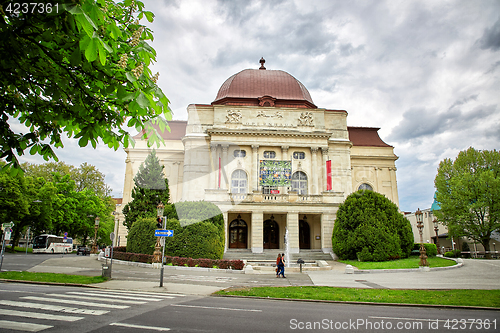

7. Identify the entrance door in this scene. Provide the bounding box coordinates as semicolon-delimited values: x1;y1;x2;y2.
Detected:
229;218;247;249
299;219;311;249
263;219;279;249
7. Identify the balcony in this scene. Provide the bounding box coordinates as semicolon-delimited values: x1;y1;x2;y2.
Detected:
205;189;344;205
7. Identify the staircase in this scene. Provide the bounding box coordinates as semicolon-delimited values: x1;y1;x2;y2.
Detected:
223;249;333;262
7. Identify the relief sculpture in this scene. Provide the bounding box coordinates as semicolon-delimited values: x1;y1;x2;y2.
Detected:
298;112;314;126
226;110;242;123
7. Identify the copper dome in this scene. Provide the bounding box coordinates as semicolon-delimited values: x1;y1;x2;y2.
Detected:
212;66;316;109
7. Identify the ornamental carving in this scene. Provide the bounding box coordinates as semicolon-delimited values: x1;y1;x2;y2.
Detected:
298;112;314;126
257;110;283;118
226;110;242;124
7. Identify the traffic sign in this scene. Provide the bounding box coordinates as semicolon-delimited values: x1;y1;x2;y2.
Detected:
155;229;174;237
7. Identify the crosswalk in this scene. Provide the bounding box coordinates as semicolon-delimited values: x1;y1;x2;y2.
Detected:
0;288;184;332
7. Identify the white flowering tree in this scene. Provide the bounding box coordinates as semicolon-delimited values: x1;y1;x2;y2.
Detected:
0;0;171;174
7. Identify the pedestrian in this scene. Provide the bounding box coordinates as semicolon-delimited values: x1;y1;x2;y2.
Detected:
276;253;281;277
279;253;286;278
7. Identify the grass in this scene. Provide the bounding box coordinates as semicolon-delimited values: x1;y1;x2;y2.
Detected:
215;286;500;308
4;246;33;253
0;271;108;284
339;256;456;270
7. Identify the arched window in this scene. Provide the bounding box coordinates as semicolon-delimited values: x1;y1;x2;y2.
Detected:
358;183;373;191
292;171;308;195
231;169;247;193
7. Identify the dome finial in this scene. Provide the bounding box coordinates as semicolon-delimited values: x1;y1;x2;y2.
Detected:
259;57;266;70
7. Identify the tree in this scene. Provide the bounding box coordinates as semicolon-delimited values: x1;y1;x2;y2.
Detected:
122;149;170;230
332;190;413;261
126;216;156;255
435;147;500;259
0;0;171;174
0;169;29;243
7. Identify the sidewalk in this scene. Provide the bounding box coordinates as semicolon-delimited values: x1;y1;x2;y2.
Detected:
19;255;500;294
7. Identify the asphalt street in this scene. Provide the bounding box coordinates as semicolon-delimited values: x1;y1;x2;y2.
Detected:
0;282;498;333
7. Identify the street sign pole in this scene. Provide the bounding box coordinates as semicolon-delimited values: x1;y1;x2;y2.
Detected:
160;217;165;287
0;232;6;272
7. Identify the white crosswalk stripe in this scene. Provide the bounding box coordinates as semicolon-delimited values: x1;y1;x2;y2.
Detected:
0;289;179;332
45;293;147;305
22;296;130;309
66;291;172;301
0;320;52;332
0;309;84;321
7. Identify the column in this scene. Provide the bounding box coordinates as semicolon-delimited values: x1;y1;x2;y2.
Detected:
210;143;218;189
321;213;335;254
286;212;300;253
252;145;259;191
223;211;229;252
281;145;289;160
321;147;328;192
311;147;319;195
251;212;263;253
389;167;399;205
221;144;229;189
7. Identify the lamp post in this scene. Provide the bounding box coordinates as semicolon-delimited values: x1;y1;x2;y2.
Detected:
91;217;100;254
153;202;164;265
494;243;497;259
415;208;429;267
433;218;440;255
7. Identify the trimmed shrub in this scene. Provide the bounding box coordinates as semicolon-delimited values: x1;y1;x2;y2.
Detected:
126;217;156;255
332;190;414;261
444;250;462;258
112;251;153;263
113;246;127;253
413;243;437;257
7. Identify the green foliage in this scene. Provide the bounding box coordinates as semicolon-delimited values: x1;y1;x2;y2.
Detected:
332;190;414;261
444;250;462;258
435;147;500;258
164;219;224;260
122;150;170;230
126;216;156;255
170;200;224;229
413;243;437;257
1;0;171;173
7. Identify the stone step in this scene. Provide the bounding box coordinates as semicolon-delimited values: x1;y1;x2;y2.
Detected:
223;250;333;262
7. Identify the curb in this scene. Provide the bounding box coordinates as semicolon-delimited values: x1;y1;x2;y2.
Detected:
352;259;463;274
212;294;500;311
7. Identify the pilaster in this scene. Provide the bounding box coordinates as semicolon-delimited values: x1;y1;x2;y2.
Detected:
251;212;263;253
286;212;300;254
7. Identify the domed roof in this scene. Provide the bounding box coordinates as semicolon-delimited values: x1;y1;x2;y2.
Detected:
212;59;316;109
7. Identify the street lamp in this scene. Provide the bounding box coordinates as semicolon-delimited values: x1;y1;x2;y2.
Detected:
153;202;164;264
433;218;440;255
494;243;497;259
415;208;429;267
91;217;100;254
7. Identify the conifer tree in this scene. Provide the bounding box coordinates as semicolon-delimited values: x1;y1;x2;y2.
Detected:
122;150;170;230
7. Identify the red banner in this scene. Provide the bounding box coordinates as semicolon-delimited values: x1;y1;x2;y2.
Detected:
326;160;332;191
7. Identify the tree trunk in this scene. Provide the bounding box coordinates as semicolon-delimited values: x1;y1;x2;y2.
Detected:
482;240;491;259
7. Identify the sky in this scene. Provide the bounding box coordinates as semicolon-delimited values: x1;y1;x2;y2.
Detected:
16;0;500;213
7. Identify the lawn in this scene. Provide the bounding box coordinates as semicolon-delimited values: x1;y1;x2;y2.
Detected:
0;271;107;284
339;256;456;270
215;286;500;308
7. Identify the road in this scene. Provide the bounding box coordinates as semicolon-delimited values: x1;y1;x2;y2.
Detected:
1;283;498;333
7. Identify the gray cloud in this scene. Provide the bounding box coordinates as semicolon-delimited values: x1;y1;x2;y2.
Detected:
479;17;500;51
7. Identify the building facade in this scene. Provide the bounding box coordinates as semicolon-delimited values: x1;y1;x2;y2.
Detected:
116;60;400;256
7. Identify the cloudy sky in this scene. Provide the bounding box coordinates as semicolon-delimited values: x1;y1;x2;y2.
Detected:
17;0;500;212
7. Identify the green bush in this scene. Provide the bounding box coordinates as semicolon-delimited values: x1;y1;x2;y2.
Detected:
126;217;157;255
444;250;462;258
332;190;414;261
413;243;437;257
126;201;225;260
461;242;471;258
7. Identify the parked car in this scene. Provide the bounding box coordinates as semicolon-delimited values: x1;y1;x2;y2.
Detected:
76;246;90;256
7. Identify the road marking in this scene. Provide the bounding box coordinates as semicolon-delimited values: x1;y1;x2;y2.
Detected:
94;289;186;297
46;293;147;305
170;304;262;312
369;316;445;322
0;300;109;315
0;320;52;332
110;322;170;331
66;291;170;301
0;309;84;322
22;296;128;309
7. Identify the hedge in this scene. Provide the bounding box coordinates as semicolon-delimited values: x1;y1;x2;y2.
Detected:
413;243;438;257
111;248;243;269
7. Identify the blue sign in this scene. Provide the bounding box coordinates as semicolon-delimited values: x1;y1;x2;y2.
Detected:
155;229;174;237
